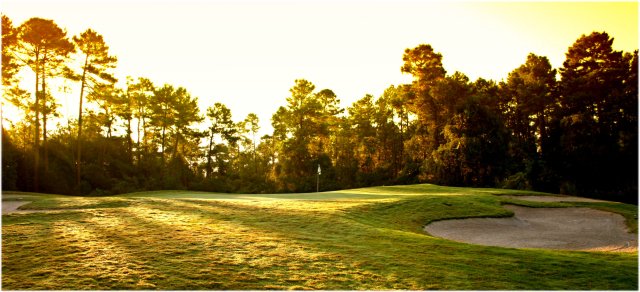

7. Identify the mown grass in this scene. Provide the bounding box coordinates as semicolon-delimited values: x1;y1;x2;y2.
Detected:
2;184;637;290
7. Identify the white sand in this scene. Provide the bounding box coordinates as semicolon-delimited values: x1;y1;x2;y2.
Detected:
2;201;31;214
425;205;637;252
502;195;606;203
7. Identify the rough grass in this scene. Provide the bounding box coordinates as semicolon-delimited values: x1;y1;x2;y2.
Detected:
2;184;637;290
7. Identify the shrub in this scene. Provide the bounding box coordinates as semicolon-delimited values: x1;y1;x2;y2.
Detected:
501;172;530;190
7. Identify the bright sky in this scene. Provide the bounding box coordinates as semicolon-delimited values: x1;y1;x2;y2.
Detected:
2;0;638;137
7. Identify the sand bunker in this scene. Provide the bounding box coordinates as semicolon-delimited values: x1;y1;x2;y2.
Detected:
2;201;31;214
425;205;637;252
502;195;605;203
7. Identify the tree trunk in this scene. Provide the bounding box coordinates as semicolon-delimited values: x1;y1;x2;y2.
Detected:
76;54;89;195
161;124;166;166
206;129;214;178
33;53;40;192
397;108;405;176
142;116;148;165
126;116;133;163
136;109;143;165
136;115;141;164
253;130;257;174
125;92;133;163
41;66;49;173
538;111;547;155
174;132;180;159
106;107;113;138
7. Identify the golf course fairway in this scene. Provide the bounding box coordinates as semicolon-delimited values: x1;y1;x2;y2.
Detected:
2;184;637;290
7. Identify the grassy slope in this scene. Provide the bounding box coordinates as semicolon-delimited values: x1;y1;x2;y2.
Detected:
2;184;637;290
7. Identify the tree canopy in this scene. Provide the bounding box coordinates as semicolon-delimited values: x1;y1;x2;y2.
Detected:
2;16;637;203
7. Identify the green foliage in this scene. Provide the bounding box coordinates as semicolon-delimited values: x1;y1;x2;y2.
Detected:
427;97;509;187
9;17;75;193
68;28;118;179
500;53;556;162
0;14;636;203
1;15;20;87
401;44;446;87
551;32;638;202
269;79;343;192
1;129;20;190
500;172;530;190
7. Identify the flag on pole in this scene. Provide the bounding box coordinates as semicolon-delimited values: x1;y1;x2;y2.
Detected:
317;164;321;175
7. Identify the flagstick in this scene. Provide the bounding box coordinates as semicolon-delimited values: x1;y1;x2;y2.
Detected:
317;164;321;192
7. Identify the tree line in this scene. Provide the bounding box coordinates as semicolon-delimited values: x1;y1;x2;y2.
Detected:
2;16;637;203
